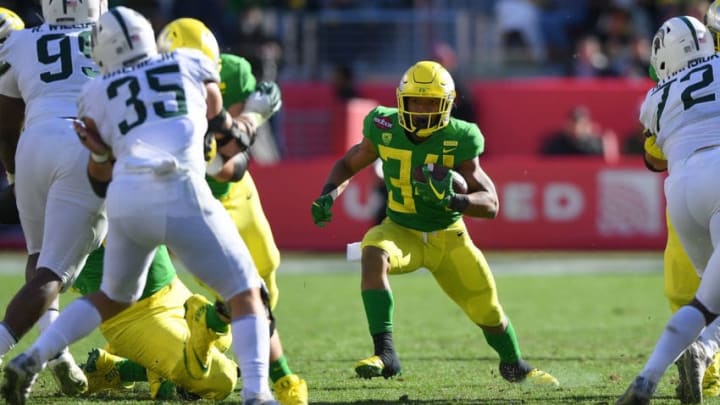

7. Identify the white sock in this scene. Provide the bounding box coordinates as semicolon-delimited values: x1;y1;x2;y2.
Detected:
641;305;707;383
231;314;271;399
37;295;60;334
699;315;720;355
37;296;66;359
28;299;101;365
0;322;17;357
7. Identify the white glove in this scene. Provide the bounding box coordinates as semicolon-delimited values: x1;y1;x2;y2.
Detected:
243;81;282;124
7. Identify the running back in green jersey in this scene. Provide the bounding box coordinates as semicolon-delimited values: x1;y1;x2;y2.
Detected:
363;106;484;232
206;53;257;198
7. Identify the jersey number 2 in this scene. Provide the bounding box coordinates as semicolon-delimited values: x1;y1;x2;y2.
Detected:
655;64;716;132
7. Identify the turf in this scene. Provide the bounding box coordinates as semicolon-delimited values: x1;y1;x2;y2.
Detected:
0;251;711;404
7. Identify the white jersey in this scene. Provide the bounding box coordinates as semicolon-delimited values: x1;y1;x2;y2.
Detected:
639;54;720;172
0;23;98;129
79;49;219;180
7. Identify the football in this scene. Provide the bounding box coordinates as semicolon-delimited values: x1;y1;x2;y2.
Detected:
412;163;468;194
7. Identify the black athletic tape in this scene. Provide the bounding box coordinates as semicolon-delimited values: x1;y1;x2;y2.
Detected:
690;298;718;325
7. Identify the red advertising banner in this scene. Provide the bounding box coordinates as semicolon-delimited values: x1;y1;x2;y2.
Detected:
250;156;666;251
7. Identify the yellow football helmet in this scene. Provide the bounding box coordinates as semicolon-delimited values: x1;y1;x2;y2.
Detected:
0;7;24;43
707;0;720;51
396;60;456;137
156;18;221;70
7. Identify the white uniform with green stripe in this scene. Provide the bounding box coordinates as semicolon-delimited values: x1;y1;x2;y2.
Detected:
0;22;106;284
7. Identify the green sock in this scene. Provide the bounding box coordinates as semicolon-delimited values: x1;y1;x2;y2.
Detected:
269;355;293;383
361;289;394;335
482;319;522;364
205;304;229;333
117;359;148;382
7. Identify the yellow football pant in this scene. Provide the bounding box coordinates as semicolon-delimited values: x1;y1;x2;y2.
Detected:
362;218;504;327
664;213;720;391
99;278;237;400
219;172;281;309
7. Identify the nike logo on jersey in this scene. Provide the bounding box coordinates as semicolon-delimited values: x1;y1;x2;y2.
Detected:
442;146;456;154
184;342;210;374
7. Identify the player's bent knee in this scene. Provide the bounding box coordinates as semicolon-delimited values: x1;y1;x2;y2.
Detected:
463;296;504;326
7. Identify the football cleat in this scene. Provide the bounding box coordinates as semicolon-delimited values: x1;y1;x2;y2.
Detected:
675;341;712;404
354;354;402;379
498;360;559;387
703;355;720;398
148;370;176;400
184;294;220;379
82;348;133;394
47;351;88;396
243;390;279;405
616;376;655;405
273;374;308;405
522;369;560;387
1;353;41;405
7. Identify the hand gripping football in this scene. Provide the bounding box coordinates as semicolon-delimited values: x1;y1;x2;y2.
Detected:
412;163;468;194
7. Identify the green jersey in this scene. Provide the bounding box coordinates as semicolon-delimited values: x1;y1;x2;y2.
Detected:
364;106;484;232
206;53;257;198
73;245;176;300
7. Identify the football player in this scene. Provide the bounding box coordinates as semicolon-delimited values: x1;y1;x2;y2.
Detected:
82;17;307;405
618;15;720;404
0;0;108;398
311;60;559;390
73;245;240;400
635;2;720;403
1;6;276;405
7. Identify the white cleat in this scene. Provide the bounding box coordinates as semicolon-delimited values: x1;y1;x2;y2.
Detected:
47;351;88;396
1;353;41;405
676;341;712;404
243;390;279;405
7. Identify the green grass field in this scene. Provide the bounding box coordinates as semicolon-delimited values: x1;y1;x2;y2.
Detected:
0;251;713;404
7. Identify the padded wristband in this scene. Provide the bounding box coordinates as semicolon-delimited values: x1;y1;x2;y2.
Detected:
91;152;110;163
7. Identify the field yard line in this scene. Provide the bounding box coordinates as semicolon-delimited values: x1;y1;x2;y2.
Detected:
0;250;665;276
272;251;665;276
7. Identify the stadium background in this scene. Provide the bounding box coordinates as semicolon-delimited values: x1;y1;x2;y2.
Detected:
0;0;702;251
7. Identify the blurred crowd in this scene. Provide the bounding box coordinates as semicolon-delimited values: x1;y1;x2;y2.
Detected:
2;0;715;81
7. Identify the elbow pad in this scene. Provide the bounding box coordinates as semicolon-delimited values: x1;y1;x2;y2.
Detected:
87;169;109;198
228;151;250;182
208;109;253;150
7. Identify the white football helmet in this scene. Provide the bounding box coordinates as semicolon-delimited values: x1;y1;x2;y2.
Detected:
0;7;24;43
706;0;720;51
650;16;715;81
91;6;157;74
41;0;107;25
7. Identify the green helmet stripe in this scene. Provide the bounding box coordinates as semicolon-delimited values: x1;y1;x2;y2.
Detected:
679;16;700;51
109;7;133;50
